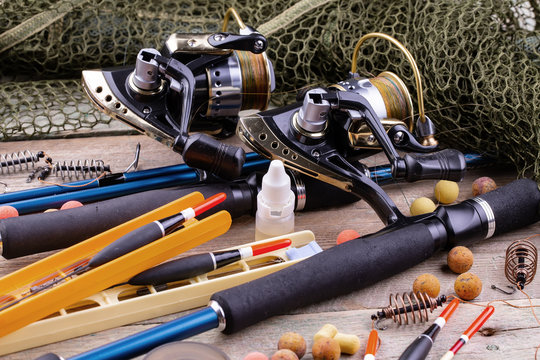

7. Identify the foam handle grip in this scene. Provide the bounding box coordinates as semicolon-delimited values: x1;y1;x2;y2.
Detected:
475;178;540;236
182;133;245;180
404;149;466;182
211;222;438;334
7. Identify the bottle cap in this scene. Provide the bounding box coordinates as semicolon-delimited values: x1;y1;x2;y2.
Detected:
257;160;295;218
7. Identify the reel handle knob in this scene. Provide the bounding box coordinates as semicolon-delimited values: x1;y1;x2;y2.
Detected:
180;133;245;180
403;149;466;182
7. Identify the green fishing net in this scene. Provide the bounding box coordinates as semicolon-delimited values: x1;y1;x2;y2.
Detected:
1;0;539;179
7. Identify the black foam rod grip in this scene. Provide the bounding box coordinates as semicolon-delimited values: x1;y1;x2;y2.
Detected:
0;183;252;259
474;178;540;236
211;222;439;334
404;149;466;182
182;133;246;180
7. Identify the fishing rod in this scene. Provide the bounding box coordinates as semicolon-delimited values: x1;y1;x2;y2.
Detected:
0;152;267;213
39;178;540;360
0;150;490;215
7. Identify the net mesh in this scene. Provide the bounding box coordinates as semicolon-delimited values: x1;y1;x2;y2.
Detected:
1;0;539;179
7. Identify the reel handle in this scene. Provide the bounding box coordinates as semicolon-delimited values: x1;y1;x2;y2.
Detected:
403;149;466;182
179;133;245;180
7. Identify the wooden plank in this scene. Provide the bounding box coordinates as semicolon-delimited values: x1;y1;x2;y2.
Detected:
0;134;539;359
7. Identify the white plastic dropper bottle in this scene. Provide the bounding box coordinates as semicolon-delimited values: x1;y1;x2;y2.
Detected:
255;160;295;240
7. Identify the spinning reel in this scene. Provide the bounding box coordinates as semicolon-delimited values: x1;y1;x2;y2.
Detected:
82;8;274;179
237;33;466;225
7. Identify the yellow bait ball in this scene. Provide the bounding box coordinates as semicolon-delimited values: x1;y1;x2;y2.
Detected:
333;333;360;355
454;272;482;300
447;246;474;273
472;177;497;196
434;180;459;204
413;273;441;298
313;324;338;343
410;197;436;216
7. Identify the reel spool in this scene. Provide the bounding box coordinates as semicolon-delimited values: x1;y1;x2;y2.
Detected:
205;49;273;119
330;33;437;150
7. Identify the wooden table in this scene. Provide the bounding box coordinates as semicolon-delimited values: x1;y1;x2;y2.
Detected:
0;134;538;359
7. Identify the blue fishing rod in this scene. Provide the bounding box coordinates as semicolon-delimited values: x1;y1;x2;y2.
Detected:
1;152;489;214
0;152;267;210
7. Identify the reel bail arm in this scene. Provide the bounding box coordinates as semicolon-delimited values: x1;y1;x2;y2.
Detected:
322;91;465;183
207;32;267;53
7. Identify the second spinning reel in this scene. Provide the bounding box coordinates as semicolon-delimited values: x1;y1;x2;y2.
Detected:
237;33;466;225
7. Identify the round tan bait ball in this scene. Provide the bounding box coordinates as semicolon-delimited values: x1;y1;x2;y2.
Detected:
271;349;299;360
454;272;482;300
472;177;497;196
413;273;441;297
447;246;474;273
312;337;340;360
278;332;306;359
434;180;459;204
410;197;436;216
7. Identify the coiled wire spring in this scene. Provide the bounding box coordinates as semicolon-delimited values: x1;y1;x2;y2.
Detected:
371;292;447;329
52;160;111;180
505;239;538;289
0;151;47;174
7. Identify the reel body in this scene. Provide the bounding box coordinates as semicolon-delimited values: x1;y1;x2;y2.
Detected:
238;32;466;226
237;80;466;225
83;21;274;179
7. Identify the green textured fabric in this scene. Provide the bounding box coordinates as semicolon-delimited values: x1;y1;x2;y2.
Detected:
0;0;539;179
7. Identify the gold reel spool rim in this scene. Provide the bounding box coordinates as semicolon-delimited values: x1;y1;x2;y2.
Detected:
223;7;272;112
236;50;273;111
350;32;425;122
376;71;415;132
